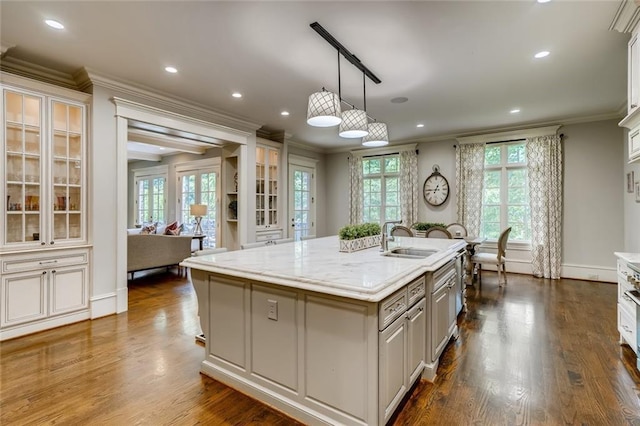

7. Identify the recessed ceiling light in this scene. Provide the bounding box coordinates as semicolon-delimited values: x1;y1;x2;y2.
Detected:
232;92;242;98
534;51;550;59
281;111;289;116
510;109;521;114
416;124;425;128
391;97;408;104
45;19;64;30
537;0;551;3
165;66;178;74
159;147;166;150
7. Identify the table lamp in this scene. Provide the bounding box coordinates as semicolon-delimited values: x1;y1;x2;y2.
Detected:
190;204;208;235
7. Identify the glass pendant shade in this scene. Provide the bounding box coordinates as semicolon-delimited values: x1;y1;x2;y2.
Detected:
307;91;342;127
339;109;369;138
362;122;389;147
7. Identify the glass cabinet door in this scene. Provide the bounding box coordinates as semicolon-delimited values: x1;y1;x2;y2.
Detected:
4;90;43;245
51;101;83;242
255;145;279;228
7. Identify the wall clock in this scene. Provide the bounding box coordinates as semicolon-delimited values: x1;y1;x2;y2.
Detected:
423;165;449;206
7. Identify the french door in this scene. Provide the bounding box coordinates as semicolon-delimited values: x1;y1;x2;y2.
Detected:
134;173;167;226
177;166;220;248
288;164;315;241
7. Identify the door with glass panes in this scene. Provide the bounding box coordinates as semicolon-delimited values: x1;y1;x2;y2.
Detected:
178;168;219;249
289;165;315;241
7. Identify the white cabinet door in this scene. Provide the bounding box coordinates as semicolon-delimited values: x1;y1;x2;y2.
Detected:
407;298;426;385
1;270;47;327
431;284;450;362
49;264;88;316
379;313;407;424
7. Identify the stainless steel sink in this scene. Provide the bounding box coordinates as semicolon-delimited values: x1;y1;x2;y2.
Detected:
382;247;439;259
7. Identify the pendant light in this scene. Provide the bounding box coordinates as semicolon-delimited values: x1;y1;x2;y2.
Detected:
307;89;341;127
339;71;369;138
362;121;389;147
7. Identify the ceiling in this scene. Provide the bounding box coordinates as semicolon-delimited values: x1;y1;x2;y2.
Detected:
0;1;630;151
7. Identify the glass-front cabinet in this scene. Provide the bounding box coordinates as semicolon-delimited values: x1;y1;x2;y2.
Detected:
255;143;280;230
2;85;86;250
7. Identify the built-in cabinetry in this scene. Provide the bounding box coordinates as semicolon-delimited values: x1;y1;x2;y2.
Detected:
378;276;426;424
255;139;282;242
222;146;239;250
618;19;640;162
189;255;461;425
617;258;638;354
1;73;91;341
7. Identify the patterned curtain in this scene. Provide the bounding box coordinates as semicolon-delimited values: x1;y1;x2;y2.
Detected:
455;143;485;236
399;150;419;226
527;135;562;279
348;155;363;224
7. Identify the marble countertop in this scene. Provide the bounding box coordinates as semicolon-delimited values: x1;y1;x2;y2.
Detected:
181;236;466;302
615;252;640;264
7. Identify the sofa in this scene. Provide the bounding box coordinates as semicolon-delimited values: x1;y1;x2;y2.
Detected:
127;234;193;279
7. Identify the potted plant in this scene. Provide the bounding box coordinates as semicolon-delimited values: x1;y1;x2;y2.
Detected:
338;222;382;253
410;222;446;237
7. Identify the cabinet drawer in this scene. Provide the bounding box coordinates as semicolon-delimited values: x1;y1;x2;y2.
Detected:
619;280;636;316
630;127;640;161
2;250;88;273
619;303;637;354
379;288;408;331
618;260;631;280
407;277;425;307
256;229;283;242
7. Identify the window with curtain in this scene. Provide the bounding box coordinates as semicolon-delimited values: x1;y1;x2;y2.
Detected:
481;142;531;241
362;154;400;224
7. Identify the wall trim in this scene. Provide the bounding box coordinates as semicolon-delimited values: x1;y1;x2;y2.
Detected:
350;143;417;157
289;154;319;168
80;68;262;134
478;260;616;283
610;0;640;33
90;293;118;319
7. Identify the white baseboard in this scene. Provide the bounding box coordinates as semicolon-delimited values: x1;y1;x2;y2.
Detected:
561;263;616;283
90;292;117;319
0;310;90;341
479;260;617;283
116;286;128;313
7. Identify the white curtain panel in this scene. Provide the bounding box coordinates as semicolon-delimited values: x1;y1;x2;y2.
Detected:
399;150;419;226
348;155;363;224
455;143;485;236
527;135;563;279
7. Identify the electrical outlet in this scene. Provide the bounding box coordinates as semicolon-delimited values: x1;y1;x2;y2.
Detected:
267;299;278;321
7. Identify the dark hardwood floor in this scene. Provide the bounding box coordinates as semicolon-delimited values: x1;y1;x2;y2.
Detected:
1;268;639;425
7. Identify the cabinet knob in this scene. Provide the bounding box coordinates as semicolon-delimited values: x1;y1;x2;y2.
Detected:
50;241;55;245
42;271;47;275
51;270;56;274
41;242;46;246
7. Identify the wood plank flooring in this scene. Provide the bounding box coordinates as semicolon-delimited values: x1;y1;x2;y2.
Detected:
1;269;639;425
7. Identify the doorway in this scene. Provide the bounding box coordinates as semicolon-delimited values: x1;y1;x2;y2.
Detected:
288;156;316;241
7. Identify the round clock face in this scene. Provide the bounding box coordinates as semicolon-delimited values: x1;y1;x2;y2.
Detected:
423;173;449;206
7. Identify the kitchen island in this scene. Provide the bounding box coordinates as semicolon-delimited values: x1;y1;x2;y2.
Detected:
181;236;466;426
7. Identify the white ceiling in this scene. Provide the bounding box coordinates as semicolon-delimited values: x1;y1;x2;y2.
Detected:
0;1;630;151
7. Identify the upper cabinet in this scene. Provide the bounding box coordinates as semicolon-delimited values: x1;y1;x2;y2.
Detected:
2;79;89;251
614;3;640;163
255;141;281;234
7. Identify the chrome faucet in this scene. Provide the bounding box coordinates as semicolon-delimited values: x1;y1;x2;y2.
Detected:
381;220;402;252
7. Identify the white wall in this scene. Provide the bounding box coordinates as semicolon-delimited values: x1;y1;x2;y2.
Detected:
563;119;624;274
324;119;625;281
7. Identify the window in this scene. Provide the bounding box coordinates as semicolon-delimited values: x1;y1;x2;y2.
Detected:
362;155;400;224
481;142;530;241
134;169;167;226
178;168;218;248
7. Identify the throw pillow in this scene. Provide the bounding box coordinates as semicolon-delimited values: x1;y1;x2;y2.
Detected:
164;221;179;235
140;223;157;235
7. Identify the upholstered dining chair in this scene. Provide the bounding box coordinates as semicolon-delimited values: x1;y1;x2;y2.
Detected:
425;226;452;239
390;225;414;237
471;227;512;287
446;222;468;238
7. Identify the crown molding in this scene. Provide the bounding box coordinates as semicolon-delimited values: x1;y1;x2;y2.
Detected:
0;56;81;90
350;143;417;157
127;150;162;162
76;68;263;135
1;43;15;55
610;0;640;33
456;125;562;144
286;138;328;154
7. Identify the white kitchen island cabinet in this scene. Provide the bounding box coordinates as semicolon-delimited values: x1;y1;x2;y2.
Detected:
182;236;465;426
